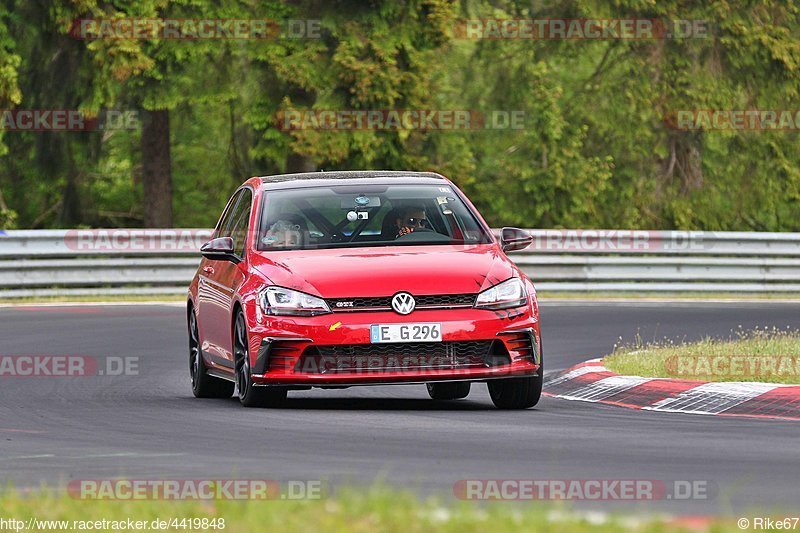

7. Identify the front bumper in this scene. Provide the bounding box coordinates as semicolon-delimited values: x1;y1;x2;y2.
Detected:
247;307;541;386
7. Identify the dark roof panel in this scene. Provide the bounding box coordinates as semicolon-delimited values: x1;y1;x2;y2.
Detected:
259;170;446;184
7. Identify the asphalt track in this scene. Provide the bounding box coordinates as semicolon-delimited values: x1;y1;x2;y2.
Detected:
1;301;798;514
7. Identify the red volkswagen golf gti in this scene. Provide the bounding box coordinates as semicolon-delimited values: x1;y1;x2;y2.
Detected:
187;171;542;409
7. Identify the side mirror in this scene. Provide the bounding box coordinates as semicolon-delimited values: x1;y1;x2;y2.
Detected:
200;237;240;263
500;227;532;252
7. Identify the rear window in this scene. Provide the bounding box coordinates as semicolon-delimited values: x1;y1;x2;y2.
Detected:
257;184;492;251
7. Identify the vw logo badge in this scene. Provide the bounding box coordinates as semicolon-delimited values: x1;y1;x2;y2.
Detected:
391;292;416;315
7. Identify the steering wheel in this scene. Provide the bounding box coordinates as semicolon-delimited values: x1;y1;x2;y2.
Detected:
394;227;450;243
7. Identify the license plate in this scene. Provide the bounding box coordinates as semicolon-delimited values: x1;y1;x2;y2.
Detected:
370;323;442;343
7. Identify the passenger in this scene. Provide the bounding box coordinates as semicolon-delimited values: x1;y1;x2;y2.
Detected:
262;216;304;247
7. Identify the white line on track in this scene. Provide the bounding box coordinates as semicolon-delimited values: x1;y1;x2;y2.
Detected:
0;453;184;462
0;302;185;308
1;455;56;460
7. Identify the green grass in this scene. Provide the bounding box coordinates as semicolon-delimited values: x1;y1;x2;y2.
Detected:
604;327;800;384
0;485;760;532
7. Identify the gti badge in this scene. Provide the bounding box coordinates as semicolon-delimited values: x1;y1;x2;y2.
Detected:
391;292;416;315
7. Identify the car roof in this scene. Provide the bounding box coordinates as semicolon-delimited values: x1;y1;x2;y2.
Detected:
256;170;448;190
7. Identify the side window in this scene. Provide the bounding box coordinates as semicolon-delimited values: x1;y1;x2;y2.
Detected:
215;191;243;239
229;189;253;257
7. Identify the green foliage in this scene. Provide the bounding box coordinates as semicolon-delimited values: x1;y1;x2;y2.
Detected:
0;205;16;228
0;0;799;230
0;3;22;157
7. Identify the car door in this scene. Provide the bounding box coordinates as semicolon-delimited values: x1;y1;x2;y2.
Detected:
203;188;253;369
197;189;247;370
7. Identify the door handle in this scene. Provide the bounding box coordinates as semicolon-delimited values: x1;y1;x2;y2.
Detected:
203;266;215;275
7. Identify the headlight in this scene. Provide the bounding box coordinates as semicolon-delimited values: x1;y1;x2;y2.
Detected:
474;278;527;310
260;286;331;316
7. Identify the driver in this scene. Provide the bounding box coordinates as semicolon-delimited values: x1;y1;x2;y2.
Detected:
261;215;303;248
395;206;428;238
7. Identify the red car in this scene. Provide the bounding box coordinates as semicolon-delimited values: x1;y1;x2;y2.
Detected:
187;171;542;409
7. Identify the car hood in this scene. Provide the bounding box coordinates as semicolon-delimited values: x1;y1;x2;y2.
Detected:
250;244;516;298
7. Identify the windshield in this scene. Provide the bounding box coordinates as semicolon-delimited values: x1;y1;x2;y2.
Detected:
256;184;493;251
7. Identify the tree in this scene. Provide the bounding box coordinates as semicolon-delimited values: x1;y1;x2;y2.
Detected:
243;0;460;174
57;0;247;227
0;2;20;227
1;0;799;232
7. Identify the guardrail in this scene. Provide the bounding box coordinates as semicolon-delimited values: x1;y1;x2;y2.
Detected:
1;229;799;298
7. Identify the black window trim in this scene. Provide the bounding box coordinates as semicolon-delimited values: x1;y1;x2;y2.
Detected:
214;190;243;240
229;186;254;261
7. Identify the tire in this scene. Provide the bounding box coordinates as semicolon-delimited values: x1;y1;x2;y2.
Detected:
488;338;544;409
426;382;471;400
189;308;234;399
488;375;542;409
234;312;287;408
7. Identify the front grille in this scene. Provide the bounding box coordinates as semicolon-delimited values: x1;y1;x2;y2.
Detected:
416;294;476;306
328;296;392;310
295;340;510;374
265;340;310;372
327;293;476;312
499;331;538;364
